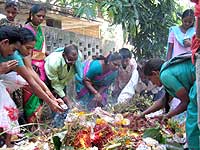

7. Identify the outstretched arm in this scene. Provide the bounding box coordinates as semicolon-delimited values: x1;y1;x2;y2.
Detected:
14;66;64;113
165;88;189;118
141;98;164;117
23;56;55;99
83;78;102;101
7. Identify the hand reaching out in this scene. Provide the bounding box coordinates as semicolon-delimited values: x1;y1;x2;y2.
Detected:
153;114;169;124
48;98;65;113
0;60;18;74
63;96;74;109
94;92;103;103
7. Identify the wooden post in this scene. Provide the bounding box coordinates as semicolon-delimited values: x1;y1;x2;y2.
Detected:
196;16;200;129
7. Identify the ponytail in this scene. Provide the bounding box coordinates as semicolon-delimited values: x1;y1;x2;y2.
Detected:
25;11;32;24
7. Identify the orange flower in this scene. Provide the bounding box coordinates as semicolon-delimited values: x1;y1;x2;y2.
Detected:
76;111;85;116
125;139;131;145
96;118;106;125
74;128;91;148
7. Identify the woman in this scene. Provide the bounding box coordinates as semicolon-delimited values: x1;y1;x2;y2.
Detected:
142;53;199;149
4;28;64;123
76;52;122;111
23;4;48;123
24;4;47;81
166;9;195;60
166;9;195;122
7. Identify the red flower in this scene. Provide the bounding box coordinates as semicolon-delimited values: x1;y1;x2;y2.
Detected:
4;106;19;121
74;128;91;148
191;0;199;4
92;123;114;148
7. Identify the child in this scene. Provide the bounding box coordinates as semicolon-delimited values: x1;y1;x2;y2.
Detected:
166;9;195;60
0;0;21;27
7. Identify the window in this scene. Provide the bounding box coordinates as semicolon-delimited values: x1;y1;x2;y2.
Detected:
92;48;95;52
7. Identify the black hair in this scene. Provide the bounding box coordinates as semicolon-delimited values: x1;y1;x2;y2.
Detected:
19;28;35;44
105;52;122;64
119;48;132;59
182;9;194;19
25;4;46;24
94;55;105;60
182;9;195;27
0;26;22;44
143;58;164;76
64;44;78;55
5;0;19;9
93;52;122;64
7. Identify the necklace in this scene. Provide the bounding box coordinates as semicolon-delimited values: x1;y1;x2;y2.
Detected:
29;22;38;30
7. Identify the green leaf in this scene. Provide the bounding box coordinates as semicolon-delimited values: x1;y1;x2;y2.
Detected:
143;127;166;144
53;136;62;150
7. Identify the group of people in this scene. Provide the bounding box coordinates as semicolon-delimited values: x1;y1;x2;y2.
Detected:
1;0;200;149
138;5;200;150
0;0;140;147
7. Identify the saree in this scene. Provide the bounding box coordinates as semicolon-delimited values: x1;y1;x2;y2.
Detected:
187;81;200;149
76;60;118;111
23;24;46;123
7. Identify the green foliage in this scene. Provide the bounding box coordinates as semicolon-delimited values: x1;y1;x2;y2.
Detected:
53;136;62;150
143;127;166;144
54;0;182;59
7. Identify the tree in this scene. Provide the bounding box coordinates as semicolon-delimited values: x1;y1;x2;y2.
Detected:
54;0;182;60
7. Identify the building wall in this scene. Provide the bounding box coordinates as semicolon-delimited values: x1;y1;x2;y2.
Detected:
44;26;116;60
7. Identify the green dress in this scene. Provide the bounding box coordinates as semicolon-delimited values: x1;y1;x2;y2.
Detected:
160;53;199;149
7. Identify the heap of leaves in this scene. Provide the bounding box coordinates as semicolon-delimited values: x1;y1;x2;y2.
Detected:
125;113;159;132
111;94;153;114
